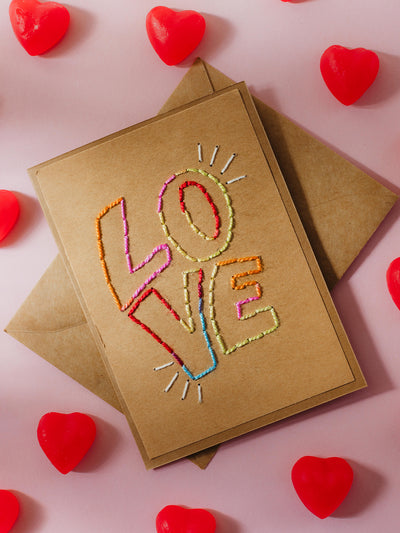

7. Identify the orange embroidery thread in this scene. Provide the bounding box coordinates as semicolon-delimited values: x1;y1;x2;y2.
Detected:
96;197;124;309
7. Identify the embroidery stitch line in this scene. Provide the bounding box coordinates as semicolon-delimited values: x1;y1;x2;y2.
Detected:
128;270;218;380
179;180;221;241
120;241;172;312
209;257;280;355
129;287;185;367
225;256;263;291
181;269;198;333
219;256;263;319
158;168;234;263
182;269;218;381
96;197;172;311
236;289;261;320
158;174;177;213
121;199;131;270
96;197;125;309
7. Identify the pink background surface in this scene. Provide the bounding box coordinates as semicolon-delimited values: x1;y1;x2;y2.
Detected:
1;1;400;531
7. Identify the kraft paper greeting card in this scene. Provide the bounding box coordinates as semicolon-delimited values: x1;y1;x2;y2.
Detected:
30;83;365;468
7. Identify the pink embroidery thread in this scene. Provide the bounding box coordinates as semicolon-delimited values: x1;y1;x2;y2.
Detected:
209;256;280;354
157;174;177;214
236;287;261;320
96;197;172;311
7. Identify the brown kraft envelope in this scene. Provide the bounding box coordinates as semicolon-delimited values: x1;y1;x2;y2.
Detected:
6;60;397;469
28;82;367;468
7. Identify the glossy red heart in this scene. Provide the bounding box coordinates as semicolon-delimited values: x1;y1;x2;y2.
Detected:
386;257;400;310
37;412;96;474
156;505;216;533
146;6;206;66
9;0;70;56
291;456;353;519
0;491;19;533
320;45;379;105
0;190;20;243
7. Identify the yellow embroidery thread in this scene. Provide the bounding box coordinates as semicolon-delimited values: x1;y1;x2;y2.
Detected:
158;168;234;263
209;257;279;355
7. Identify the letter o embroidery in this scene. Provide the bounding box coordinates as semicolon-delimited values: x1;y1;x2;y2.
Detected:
157;168;234;262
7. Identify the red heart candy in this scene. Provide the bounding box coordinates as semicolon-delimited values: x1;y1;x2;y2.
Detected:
37;412;96;474
9;0;70;56
146;6;206;66
156;505;216;533
291;456;353;519
0;190;20;243
320;45;379;105
0;491;19;533
386;257;400;310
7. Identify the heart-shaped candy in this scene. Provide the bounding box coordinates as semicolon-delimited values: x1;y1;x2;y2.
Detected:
320;45;379;105
146;6;206;66
9;0;70;56
291;456;353;519
37;412;96;474
0;190;20;243
156;505;216;533
386;257;400;310
0;491;19;533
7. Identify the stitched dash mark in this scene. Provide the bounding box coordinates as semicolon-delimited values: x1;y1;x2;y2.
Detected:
220;153;236;174
181;380;190;400
198;383;203;403
209;145;219;167
165;372;179;392
154;361;175;371
226;175;247;185
197;143;203;163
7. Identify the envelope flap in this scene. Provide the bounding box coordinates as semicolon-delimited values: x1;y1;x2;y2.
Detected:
159;58;214;113
250;98;397;287
6;255;85;332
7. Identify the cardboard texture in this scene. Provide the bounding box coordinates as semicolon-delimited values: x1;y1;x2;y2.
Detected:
28;83;366;468
6;60;396;469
